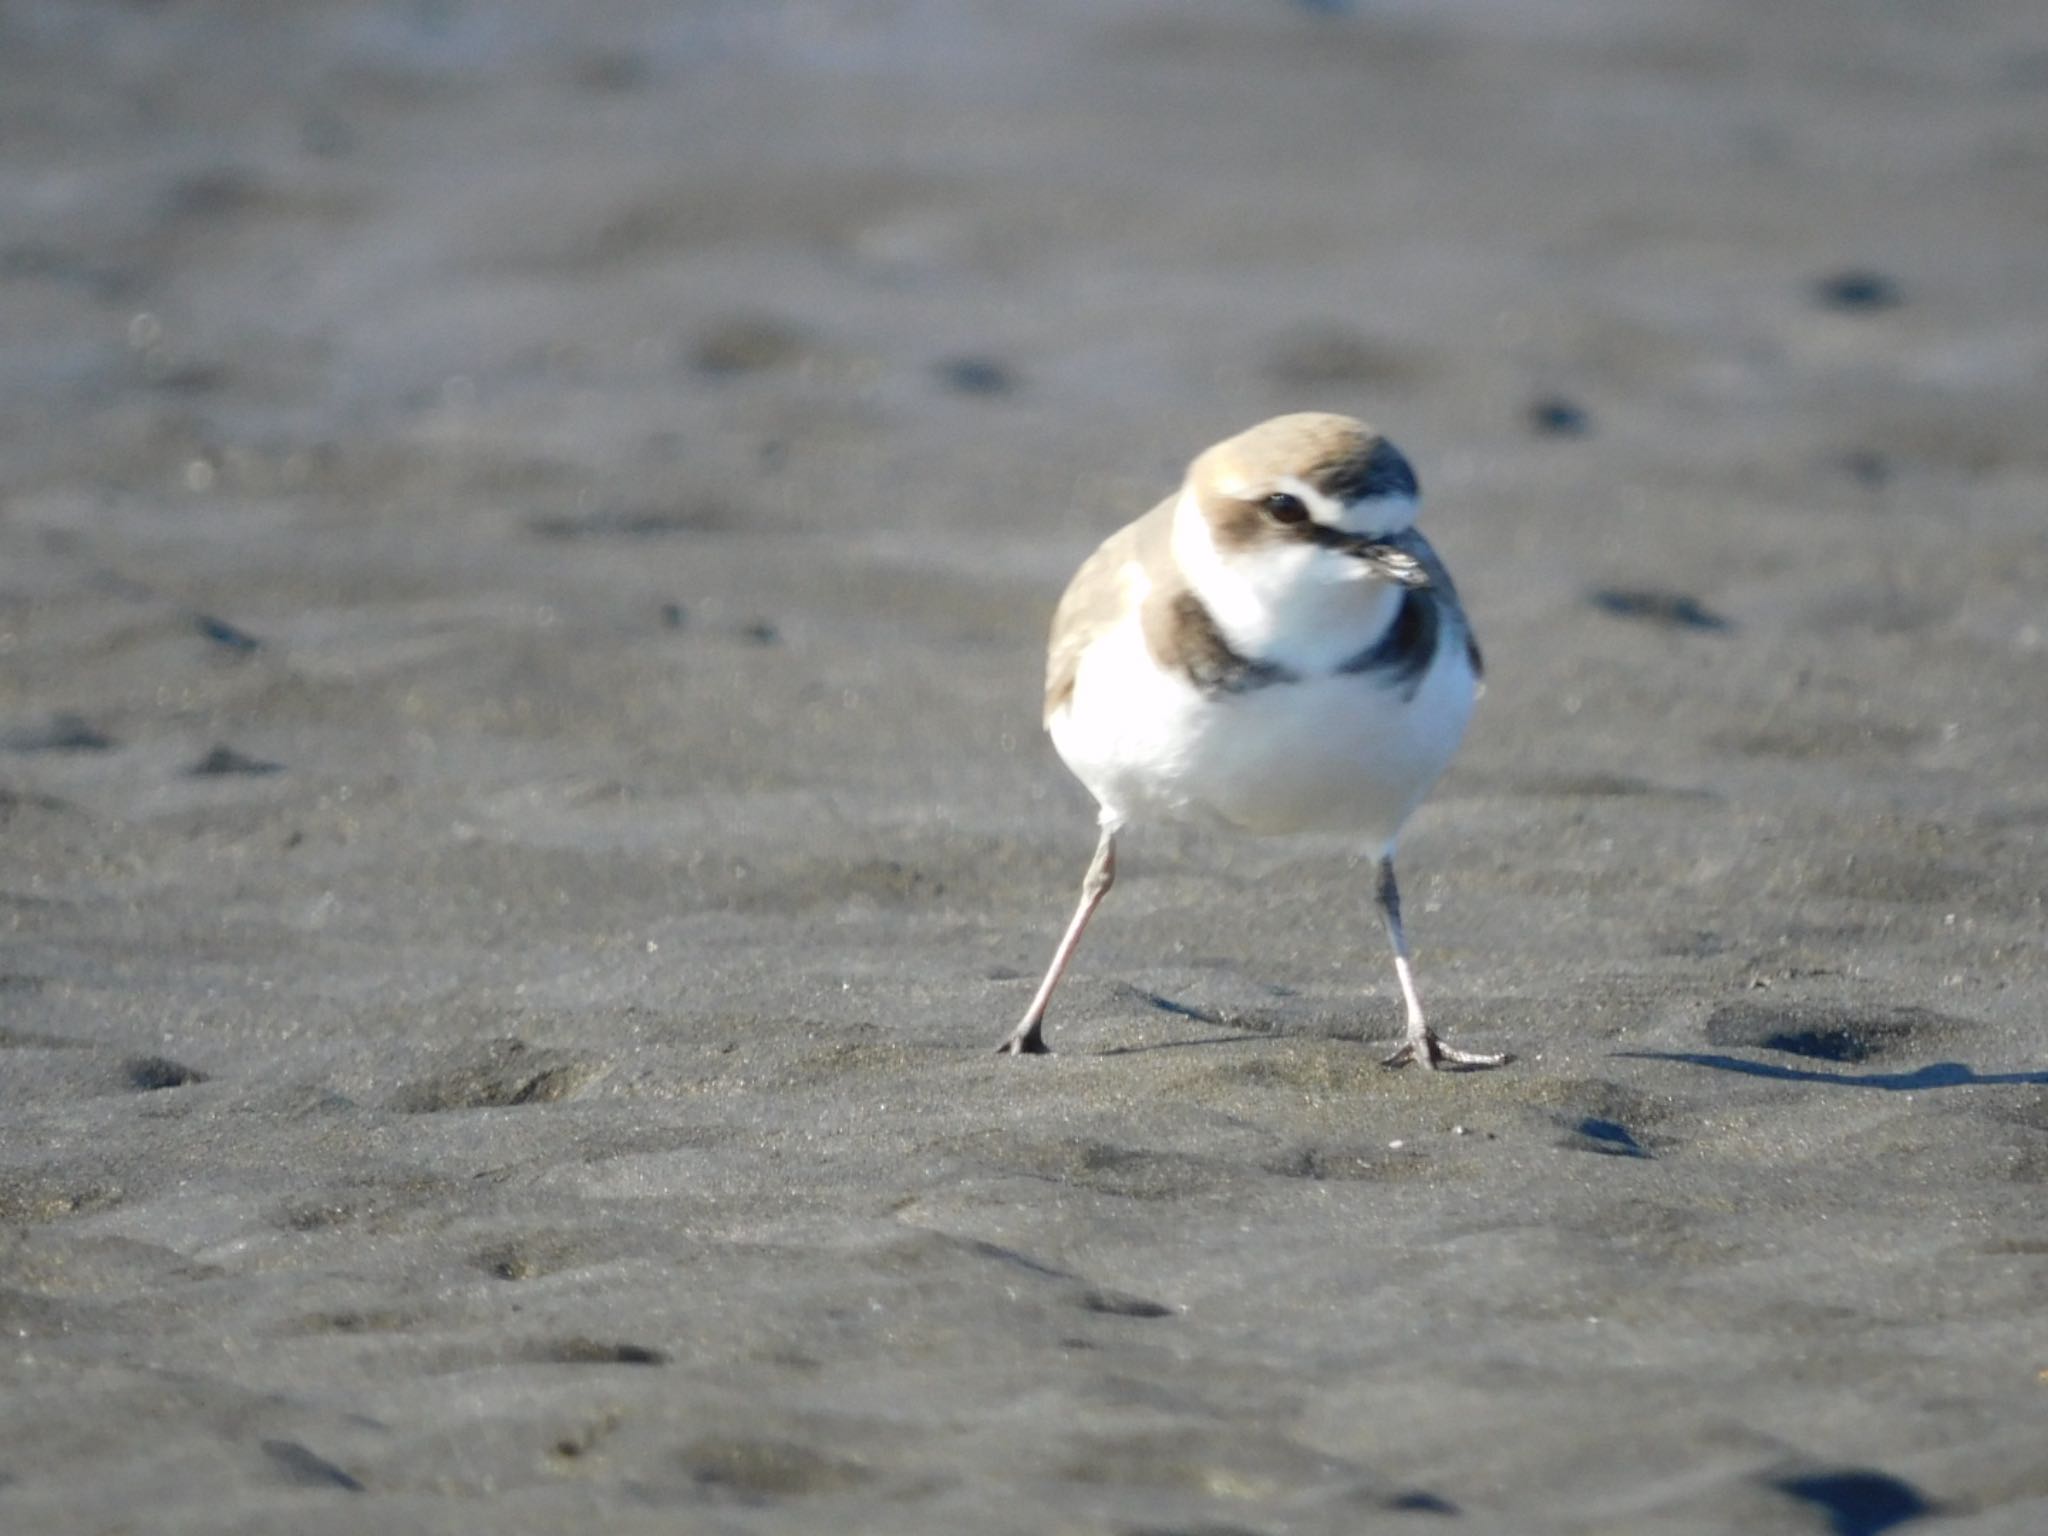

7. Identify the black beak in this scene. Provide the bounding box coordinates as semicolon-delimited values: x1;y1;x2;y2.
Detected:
1302;524;1431;587
1346;537;1430;587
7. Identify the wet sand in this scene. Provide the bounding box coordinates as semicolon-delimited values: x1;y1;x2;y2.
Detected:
3;1;2047;1531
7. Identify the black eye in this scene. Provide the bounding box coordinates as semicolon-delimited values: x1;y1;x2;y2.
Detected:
1263;491;1309;525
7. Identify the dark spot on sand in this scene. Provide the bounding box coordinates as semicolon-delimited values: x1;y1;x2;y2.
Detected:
1768;1467;1935;1536
659;601;687;629
542;1338;668;1366
0;241;133;301
2;713;116;753
195;613;262;653
1264;1143;1431;1182
283;1199;357;1232
165;167;269;221
1386;1490;1460;1514
148;359;229;396
1587;587;1731;632
526;501;728;540
1810;269;1904;313
1263;323;1424;388
387;1039;603;1112
0;787;78;822
127;1055;208;1090
0;1180;122;1224
1570;1117;1649;1157
474;1236;581;1281
305;1311;409;1334
1082;1147;1222;1199
1531;1078;1670;1156
678;1437;872;1496
1749;1028;1870;1063
1018;1139;1221;1201
189;745;283;776
261;1439;365;1492
935;355;1017;396
478;1244;536;1281
691;314;814;376
1078;1287;1175;1318
278;1175;448;1233
738;619;780;645
1705;1001;1957;1062
1527;395;1591;437
551;1412;623;1461
1839;449;1891;488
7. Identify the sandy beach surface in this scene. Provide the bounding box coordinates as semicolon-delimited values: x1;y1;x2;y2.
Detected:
4;1;2047;1531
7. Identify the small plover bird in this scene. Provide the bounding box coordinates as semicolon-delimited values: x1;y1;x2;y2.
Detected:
998;412;1504;1069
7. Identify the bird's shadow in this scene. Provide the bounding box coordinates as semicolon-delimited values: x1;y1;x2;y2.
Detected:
1096;1034;1253;1057
1092;991;1282;1057
1090;992;1503;1067
1076;997;2048;1085
1616;1051;2048;1091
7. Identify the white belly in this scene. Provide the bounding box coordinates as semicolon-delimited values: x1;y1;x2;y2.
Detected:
1047;614;1475;848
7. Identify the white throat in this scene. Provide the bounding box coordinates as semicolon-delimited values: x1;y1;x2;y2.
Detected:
1169;490;1409;675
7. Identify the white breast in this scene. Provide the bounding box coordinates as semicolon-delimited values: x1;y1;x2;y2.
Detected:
1048;606;1477;851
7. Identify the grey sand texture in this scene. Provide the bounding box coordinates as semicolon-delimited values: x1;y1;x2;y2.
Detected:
3;1;2047;1532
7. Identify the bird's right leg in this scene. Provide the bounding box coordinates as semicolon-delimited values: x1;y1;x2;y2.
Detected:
997;824;1117;1056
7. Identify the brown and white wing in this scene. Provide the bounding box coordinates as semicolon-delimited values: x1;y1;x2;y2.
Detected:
1042;495;1176;725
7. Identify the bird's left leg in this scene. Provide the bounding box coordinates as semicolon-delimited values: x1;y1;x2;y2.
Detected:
997;823;1117;1056
1373;854;1507;1070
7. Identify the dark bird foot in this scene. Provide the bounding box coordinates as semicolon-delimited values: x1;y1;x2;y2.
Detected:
996;1022;1051;1056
